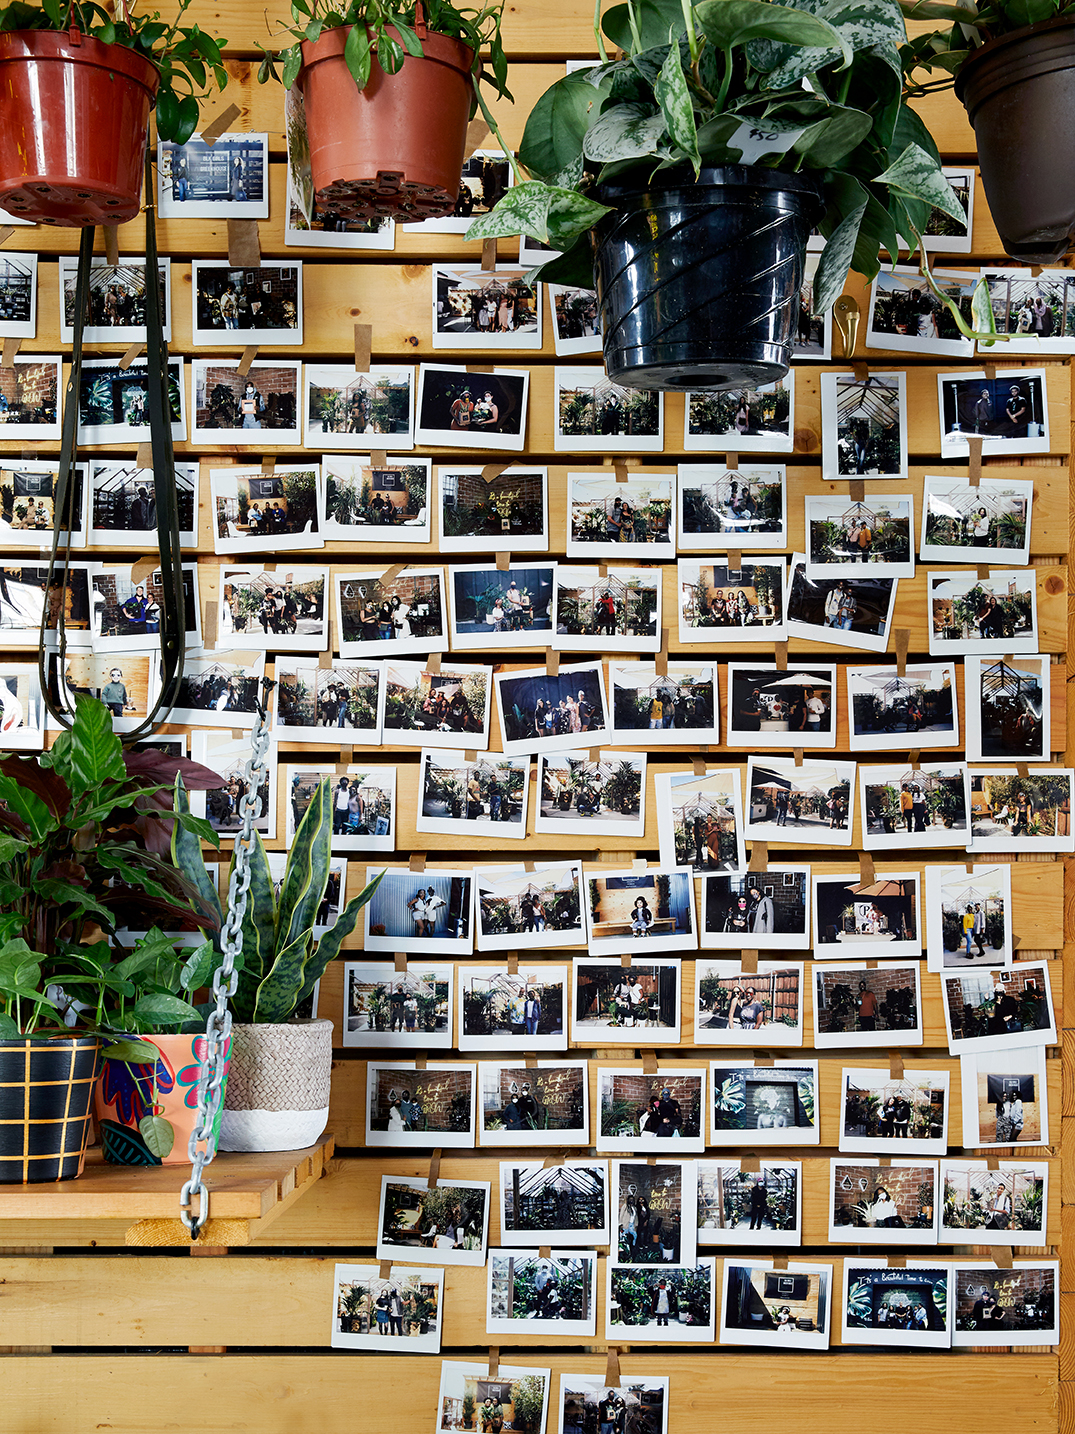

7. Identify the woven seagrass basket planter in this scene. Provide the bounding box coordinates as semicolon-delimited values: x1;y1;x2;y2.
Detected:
218;1018;332;1152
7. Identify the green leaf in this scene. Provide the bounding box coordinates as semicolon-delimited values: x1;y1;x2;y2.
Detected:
0;775;54;844
465;181;613;252
138;1113;175;1160
101;1038;160;1062
282;45;304;88
172;784;224;932
874;141;967;226
653;41;698;172
32;880;111;922
791;104;872;167
695;0;852;60
297;871;385;1008
0;1014;19;1038
602;0;686;51
812;175;869;313
275;781;331;961
519;74;611;184
130;992;197;1026
392;19;425;56
582;102;667;163
229;833;276;1022
378;33;404;73
67;697;125;801
179;941;218;993
171;809;219;847
343;22;372;88
973;276;1000;345
251;933;309;1023
174;95;199;146
0;835;27;864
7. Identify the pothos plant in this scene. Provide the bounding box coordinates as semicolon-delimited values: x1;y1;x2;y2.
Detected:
900;0;1074;86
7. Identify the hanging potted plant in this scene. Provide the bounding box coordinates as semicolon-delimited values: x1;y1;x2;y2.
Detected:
466;0;966;390
257;0;510;221
0;0;227;226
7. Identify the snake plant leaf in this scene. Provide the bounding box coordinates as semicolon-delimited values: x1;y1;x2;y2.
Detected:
251;932;311;1023
275;780;331;961
295;870;386;1009
874;141;968;226
602;0;686;52
228;831;277;1022
171;776;224;935
519;73;612;183
695;0;851;63
466;182;613;252
812;174;869;314
138;1113;175;1160
654;41;699;172
583;103;668;163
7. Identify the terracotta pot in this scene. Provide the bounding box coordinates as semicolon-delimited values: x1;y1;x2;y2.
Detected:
0;1035;101;1183
0;28;158;227
95;1033;231;1166
219;1019;332;1152
299;25;474;221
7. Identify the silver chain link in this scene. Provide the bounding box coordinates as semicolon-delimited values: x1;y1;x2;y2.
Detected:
179;700;273;1238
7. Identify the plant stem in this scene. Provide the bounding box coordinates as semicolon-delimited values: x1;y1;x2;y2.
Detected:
626;0;643;53
470;74;525;185
681;0;699;65
593;0;609;63
714;45;734;113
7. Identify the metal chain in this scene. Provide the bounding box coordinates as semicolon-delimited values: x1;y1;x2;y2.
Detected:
180;698;273;1238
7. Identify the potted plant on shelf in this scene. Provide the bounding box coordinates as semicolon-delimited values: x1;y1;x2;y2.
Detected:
0;0;227;226
257;0;510;221
466;0;966;390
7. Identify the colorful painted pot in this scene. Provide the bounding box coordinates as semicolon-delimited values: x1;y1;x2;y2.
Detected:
94;1032;231;1166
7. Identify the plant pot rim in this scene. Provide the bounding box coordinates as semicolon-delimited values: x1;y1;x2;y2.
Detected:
955;12;1075;96
593;163;824;207
0;27;160;89
0;1031;101;1045
299;22;474;73
232;1017;333;1029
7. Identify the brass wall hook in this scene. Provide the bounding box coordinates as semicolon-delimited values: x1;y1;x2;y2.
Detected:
833;294;860;359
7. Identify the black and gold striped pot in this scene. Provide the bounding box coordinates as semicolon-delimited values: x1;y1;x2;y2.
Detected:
0;1036;102;1183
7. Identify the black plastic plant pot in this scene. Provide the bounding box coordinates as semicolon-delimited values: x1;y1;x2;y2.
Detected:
956;16;1075;262
591;164;823;392
0;1035;101;1183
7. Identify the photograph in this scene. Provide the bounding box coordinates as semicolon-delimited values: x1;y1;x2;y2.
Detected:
925;861;1013;969
418;750;530;841
727;665;838;749
547;284;601;357
52;651;156;735
701;868;810;950
321;455;430;542
383;660;491;751
363;868;473;956
211;464;321;553
89;461;196;549
0;355;60;442
449;563;554;649
190;359;301;444
377;1174;489;1267
940;1162;1049;1246
820;370;908;482
959;1045;1050;1149
565;474;674;557
596;1068;707;1153
696;1160;802;1246
88;561;200;652
288;764;395;851
536;751;645;838
693;961;804;1047
842;1262;953;1348
964;654;1050;762
612;1158;697;1267
157;132;269;219
192;261;302;346
926;166;974;251
78;355;184;444
839;1067;950;1154
654;769;745;875
474;862;584;952
334;567;447;657
479;1061;590;1147
409;147;514;231
554;368;663;453
457;965;568;1052
304;365;415;450
677;559;786;644
342;962;454;1050
812;869;921;956
284;86;394;248
952;1262;1058;1346
432;265;541;350
794;254;832;360
804;495;914;579
0;664;44;750
0;252;36;339
784;555;898;654
919;475;1033;565
814;964;924;1049
438;466;548;554
0;460;86;550
272;658;384;745
365;1061;476;1148
0;561;93;650
677;464;787;551
487;1250;596;1337
416;364;529;452
331;1263;443;1353
189;729;276;840
941;962;1056;1054
720;1260;832;1350
558;1374;668;1434
979;267;1075;352
865;266;975;358
435;1362;550;1434
169;650;265;728
683;376;794;453
500;1161;609;1248
846;662;959;752
928;569;1039;655
606;1261;716;1342
744;757;855;847
495;662;610;758
59;255;170;344
608;662;719;748
711;1061;819;1146
572;956;684;1042
937;369;1051;458
219;565;327;652
828;1158;938;1244
859;760;970;851
553;566;661;654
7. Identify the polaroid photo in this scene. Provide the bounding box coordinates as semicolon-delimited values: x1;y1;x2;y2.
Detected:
606;1260;716;1343
321;455;431;542
89;461;196;549
839;1066;950;1154
331;1262;442;1353
700;867;810;952
683;375;795;453
487;1249;597;1337
500;1160;609;1248
547;283;600;357
272;657;384;745
89;560;201;652
218;565;328;652
611;1157;697;1267
846;661;959;752
841;1261;953;1349
744;756;855;848
417;749;530;841
828;1158;938;1244
565;472;674;558
711;1060;820;1147
0;663;44;749
557;1374;668;1434
495;662;609;758
0;355;61;443
938;368;1051;458
584;871;694;961
190;730;277;840
814;964;924;1049
654;768;746;875
677;463;787;551
940;1161;1049;1247
677;558;787;644
448;562;554;650
978;267;1075;354
59;255;170;344
342;961;454;1050
519;234;560;265
693;961;804;1047
52;650;158;735
303;365;414;450
964;654;1050;762
596;1067;707;1154
952;1261;1059;1347
436;1363;551;1434
192;260;302;347
169;650;265;728
458;964;568;1052
925;861;1014;970
794;253;832;360
859;760;970;851
804;494;914;580
438;465;548;554
928;569;1038;656
210;464;322;554
365;1061;476;1148
572;956;684;1043
334;567;447;658
479;1060;590;1148
820;370;908;482
190;360;301;445
383;659;491;751
727;664;838;749
474;861;583;953
720;1260;832;1350
553;565;661;654
405;148;514;232
609;662;719;749
432;265;541;350
920;474;1033;566
865;266;976;359
535;750;645;839
697;1159;802;1247
784;554;898;654
157;132;269;219
0;460;87;549
0;252;36;338
377;1173;489;1267
364;867;473;956
283;86;394;248
554;367;664;453
925;166;974;251
812;869;921;958
0;561;93;650
959;1044;1050;1150
288;764;396;851
77;356;183;444
416;364;529;452
942;962;1056;1055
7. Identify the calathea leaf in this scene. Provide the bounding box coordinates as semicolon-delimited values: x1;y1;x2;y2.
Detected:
874;143;967;225
583;103;668;163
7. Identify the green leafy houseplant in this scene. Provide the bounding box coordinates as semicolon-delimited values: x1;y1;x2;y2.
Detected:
901;0;1071;85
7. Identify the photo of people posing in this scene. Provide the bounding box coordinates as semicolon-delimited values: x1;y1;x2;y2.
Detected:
678;559;786;642
272;659;383;743
940;1161;1048;1245
821;370;908;482
814;965;923;1047
211;465;321;553
925;862;1012;968
558;1374;669;1434
683;376;794;453
655;769;745;875
90;461;196;548
585;869;695;958
194;730;275;839
432;266;541;349
839;1069;949;1154
606;1261;716;1342
321;456;430;540
928;570;1038;655
457;965;567;1051
535;752;645;838
289;765;394;849
727;667;837;748
416;364;529;452
59;255;169;343
696;1161;801;1245
784;557;897;652
474;863;583;951
828;1159;938;1243
479;1062;589;1147
377;1175;490;1267
304;366;415;449
744;759;853;842
439;466;548;552
1;461;85;548
612;1159;696;1266
938;369;1050;457
365;1062;477;1148
190;360;299;443
331;1264;443;1353
342;962;453;1049
609;663;719;747
952;1263;1058;1346
980;267;1075;350
418;751;529;840
941;963;1056;1053
435;1363;551;1434
554;369;663;452
812;870;920;955
720;1262;832;1350
363;869;473;954
487;1251;596;1337
220;566;328;650
171;651;263;727
566;474;673;555
841;1264;953;1348
382;661;491;750
859;761;970;851
449;564;553;647
596;1070;706;1153
804;495;914;578
694;962;804;1047
711;1062;819;1145
865;266;975;357
547;284;601;356
495;664;609;756
192;261;302;346
965;654;1048;760
961;1047;1048;1148
677;464;787;549
846;662;958;751
553;566;661;653
334;568;447;657
920;475;1032;564
572;958;682;1043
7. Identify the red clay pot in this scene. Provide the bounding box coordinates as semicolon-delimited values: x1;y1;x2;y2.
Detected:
299;24;475;221
0;29;158;227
